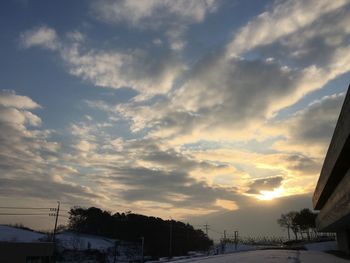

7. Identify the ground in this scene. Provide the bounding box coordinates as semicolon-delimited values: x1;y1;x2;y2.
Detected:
1;225;348;262
173;250;349;263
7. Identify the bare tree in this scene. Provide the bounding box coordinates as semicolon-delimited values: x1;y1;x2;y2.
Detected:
277;211;298;240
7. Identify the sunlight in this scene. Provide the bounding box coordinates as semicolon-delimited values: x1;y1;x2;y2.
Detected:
216;199;239;211
257;187;284;201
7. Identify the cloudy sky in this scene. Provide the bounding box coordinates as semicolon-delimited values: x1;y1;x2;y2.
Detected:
0;0;349;238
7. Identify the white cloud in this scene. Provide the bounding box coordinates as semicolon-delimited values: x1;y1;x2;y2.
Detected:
20;25;59;50
0;90;42;127
20;25;183;98
117;53;341;143
61;45;182;98
15;0;350;220
152;38;163;46
0;90;103;205
92;0;218;28
75;140;96;153
113;0;350;145
60;116;244;216
0;90;40;109
227;0;348;56
66;31;85;42
91;0;219;51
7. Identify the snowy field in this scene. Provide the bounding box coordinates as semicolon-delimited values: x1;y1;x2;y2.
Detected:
0;224;45;242
0;225;115;250
55;231;116;251
304;240;337;251
1;225;347;262
171;250;348;263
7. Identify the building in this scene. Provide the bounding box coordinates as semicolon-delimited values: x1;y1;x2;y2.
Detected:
313;85;350;254
0;242;54;263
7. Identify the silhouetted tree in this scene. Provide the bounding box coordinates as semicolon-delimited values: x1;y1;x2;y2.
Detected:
277;213;291;240
293;208;317;240
68;207;213;259
277;208;318;241
277;211;298;240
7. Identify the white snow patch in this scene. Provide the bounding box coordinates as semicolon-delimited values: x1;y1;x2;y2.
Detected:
56;231;115;251
0;225;45;242
304;241;337;251
222;243;256;253
170;249;349;263
0;225;116;251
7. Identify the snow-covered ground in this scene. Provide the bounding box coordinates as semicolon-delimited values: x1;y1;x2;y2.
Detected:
0;225;115;249
56;231;115;251
0;225;45;242
304;241;337;251
0;225;116;251
170;249;348;263
1;225;346;262
0;225;142;262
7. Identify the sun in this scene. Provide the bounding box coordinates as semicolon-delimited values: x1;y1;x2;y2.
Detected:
257;187;283;201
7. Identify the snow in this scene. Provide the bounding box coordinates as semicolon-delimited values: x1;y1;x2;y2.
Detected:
56;231;115;251
1;225;346;262
0;225;115;251
221;243;256;253
0;225;45;242
170;250;349;263
304;241;337;251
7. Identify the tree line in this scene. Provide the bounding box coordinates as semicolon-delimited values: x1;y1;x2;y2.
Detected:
68;207;213;259
277;208;318;241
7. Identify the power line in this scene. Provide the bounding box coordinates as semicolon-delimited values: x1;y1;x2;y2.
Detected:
0;206;53;210
0;206;69;213
0;213;50;216
209;228;223;235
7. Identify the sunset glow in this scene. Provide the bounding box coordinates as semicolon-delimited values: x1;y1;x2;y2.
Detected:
257;188;284;201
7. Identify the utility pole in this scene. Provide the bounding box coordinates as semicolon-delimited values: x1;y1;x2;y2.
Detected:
113;241;118;263
203;223;210;255
52;201;60;242
204;223;209;236
169;220;173;259
141;236;144;263
234;231;238;250
50;201;60;263
222;230;226;254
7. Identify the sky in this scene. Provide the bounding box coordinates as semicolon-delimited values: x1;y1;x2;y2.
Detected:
0;0;350;239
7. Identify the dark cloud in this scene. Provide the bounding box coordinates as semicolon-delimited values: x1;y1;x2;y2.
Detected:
126;138;215;171
105;164;239;209
246;176;283;194
101;139;240;210
285;154;320;175
289;93;345;145
0;177;100;202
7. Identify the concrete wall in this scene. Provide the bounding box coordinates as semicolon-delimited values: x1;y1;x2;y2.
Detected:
337;231;350;255
312;85;350;254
